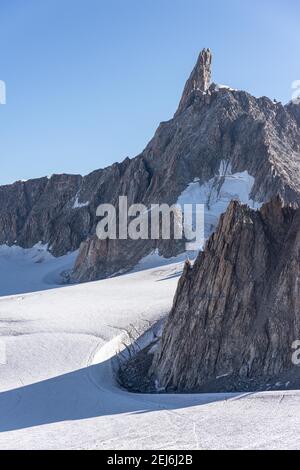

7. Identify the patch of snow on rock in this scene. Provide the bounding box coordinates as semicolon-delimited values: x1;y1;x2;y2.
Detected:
73;193;89;209
215;84;237;91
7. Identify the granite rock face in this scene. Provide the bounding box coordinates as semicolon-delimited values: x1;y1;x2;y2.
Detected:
1;49;300;281
150;198;300;392
176;48;212;114
0;161;137;257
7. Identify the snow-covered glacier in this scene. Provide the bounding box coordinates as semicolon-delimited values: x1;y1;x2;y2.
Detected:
177;160;262;238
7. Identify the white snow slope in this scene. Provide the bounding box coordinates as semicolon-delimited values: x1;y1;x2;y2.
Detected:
0;262;299;450
0;243;77;297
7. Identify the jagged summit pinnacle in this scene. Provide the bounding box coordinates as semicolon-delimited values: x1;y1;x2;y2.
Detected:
177;48;212;114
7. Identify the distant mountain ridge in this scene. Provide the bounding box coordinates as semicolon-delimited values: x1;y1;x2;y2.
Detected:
1;49;300;282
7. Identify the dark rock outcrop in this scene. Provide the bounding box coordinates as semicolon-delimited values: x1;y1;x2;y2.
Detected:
150;197;300;392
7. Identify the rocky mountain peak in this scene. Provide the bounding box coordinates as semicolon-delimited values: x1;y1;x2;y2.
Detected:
176;48;212;114
147;197;300;393
1;49;300;286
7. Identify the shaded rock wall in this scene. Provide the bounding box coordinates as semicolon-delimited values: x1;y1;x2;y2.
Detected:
150;198;300;392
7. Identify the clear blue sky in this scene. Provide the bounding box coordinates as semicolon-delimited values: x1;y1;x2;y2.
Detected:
0;0;299;185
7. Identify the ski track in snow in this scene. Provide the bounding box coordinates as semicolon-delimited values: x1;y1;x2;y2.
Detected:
0;262;299;450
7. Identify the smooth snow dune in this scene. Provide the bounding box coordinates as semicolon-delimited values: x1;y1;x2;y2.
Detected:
0;262;299;449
